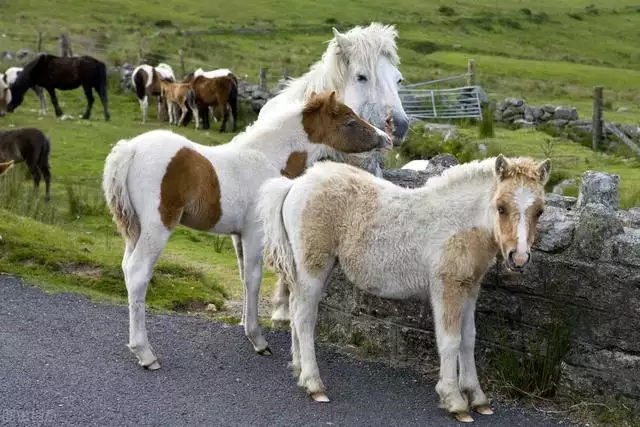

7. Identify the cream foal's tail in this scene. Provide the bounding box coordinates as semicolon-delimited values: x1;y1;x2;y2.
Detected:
102;138;140;244
257;176;297;285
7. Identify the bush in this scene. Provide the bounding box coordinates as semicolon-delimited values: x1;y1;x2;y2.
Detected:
438;6;456;16
399;128;480;164
478;104;495;138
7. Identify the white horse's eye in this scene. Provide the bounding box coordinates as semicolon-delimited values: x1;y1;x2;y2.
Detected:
356;74;368;82
397;78;403;85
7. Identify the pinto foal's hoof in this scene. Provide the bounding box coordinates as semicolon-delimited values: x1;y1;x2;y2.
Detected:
310;392;330;402
143;360;161;370
454;412;474;423
257;346;273;356
474;405;494;415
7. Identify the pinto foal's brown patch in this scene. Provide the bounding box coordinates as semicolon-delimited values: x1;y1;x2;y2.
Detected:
301;91;385;153
439;227;498;334
159;147;222;231
281;151;308;178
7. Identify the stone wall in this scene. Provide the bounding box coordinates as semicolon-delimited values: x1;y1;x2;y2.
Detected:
317;162;640;401
494;97;640;144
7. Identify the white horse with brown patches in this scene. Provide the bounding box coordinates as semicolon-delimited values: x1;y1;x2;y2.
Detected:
257;154;551;422
131;63;176;123
258;22;411;327
102;91;393;369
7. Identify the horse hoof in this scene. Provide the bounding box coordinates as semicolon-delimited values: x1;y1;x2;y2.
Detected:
257;346;273;356
474;405;494;415
454;412;474;423
143;360;161;370
310;392;330;402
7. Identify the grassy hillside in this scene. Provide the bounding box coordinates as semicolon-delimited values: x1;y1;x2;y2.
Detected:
1;0;639;314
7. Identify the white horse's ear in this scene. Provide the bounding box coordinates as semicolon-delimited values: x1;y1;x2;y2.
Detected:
538;158;552;185
494;154;509;180
332;27;351;53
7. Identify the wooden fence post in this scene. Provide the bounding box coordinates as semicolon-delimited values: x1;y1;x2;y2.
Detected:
59;33;73;57
592;86;604;150
36;29;43;53
259;67;268;91
467;59;476;86
178;49;186;78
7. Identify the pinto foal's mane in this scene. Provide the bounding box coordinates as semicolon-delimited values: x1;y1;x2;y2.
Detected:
278;23;400;99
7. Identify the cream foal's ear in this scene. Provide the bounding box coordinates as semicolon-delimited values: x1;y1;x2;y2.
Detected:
494;154;510;180
537;158;552;185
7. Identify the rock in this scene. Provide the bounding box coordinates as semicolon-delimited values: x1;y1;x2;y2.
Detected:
534;206;576;252
573;203;624;259
250;99;267;114
552;178;577;195
617;208;640;228
206;303;218;312
423;123;459;141
616;107;629;113
547;119;568;128
16;48;29;59
553;106;579;121
478;143;487;154
602;229;640;267
576;171;620;211
545;193;578;210
513;119;535;129
1;51;12;60
382;154;458;188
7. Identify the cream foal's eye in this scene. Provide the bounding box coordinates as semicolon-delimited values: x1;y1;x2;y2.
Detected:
497;205;506;215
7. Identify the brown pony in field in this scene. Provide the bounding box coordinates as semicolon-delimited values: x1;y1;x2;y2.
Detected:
7;54;110;121
0;128;52;200
131;63;176;123
190;74;238;132
159;80;197;128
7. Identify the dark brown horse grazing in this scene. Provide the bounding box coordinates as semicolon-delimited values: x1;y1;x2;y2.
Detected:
8;54;110;121
0;128;52;200
186;74;238;132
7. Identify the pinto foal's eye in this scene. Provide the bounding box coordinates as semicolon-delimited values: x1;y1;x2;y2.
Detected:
356;74;368;82
345;119;357;127
535;209;544;219
497;205;507;215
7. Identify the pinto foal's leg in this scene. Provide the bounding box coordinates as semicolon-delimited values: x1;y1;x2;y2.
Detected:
459;289;492;415
123;223;171;370
140;96;149;124
432;281;472;422
230;234;246;325
240;228;271;355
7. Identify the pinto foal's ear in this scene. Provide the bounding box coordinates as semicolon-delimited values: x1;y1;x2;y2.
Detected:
537;158;552;185
494;154;510;180
328;91;338;106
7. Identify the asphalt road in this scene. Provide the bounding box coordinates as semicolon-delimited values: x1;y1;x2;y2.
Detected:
0;275;567;426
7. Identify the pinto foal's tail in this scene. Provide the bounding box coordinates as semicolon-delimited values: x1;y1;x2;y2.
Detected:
256;176;297;285
102;138;140;245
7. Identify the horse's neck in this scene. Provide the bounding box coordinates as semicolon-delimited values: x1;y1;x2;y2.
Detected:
410;169;497;231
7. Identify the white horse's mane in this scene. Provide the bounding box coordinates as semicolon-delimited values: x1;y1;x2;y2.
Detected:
278;23;400;100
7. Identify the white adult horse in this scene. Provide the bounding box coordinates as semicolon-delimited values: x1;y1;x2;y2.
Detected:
257;155;551;422
257;22;411;327
131;63;176;123
2;67;47;116
102;91;393;368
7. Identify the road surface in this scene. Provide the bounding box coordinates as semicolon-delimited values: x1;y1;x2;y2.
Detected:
0;275;567;426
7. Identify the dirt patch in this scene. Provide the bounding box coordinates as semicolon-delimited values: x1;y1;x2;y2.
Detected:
59;263;102;279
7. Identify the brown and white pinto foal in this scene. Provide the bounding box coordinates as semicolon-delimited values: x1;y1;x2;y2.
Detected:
102;91;393;370
258;155;551;422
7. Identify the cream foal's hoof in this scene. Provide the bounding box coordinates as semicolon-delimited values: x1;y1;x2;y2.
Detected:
454;412;474;423
474;405;494;415
144;360;161;370
310;392;330;402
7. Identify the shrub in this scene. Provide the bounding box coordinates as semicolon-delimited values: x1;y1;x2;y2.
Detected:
438;6;456;16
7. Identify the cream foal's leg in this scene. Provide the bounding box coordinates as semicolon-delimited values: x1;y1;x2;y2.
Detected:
292;265;333;402
459;291;492;415
123;223;171;369
271;274;291;326
241;226;271;355
432;283;471;421
289;289;301;377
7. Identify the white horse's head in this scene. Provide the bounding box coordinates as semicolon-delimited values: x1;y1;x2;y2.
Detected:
325;23;410;145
